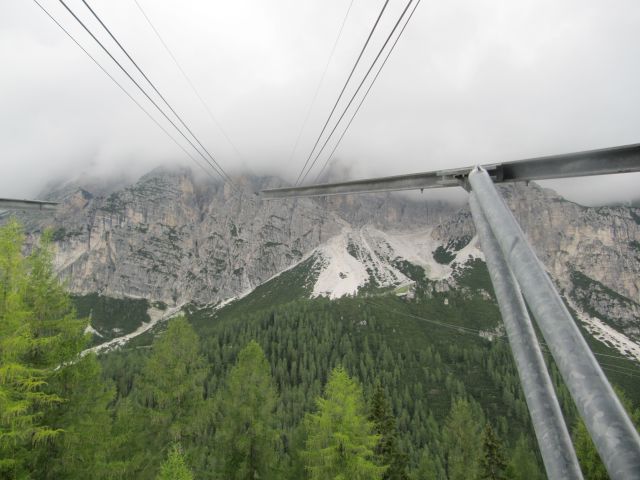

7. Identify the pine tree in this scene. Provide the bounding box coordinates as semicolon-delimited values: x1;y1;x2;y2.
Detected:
411;446;443;480
35;354;124;479
369;383;409;480
573;419;609;480
442;397;484;480
479;423;507;480
130;316;210;477
157;444;194;480
214;340;279;480
303;366;386;480
0;221;87;476
506;435;544;480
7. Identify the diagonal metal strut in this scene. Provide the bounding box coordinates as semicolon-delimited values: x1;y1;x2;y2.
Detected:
469;193;583;480
469;167;640;480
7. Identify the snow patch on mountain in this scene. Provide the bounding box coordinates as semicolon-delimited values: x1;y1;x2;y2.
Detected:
566;296;640;362
367;227;483;280
312;228;409;299
310;226;484;299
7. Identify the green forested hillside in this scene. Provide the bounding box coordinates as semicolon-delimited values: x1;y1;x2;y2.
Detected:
2;219;639;479
101;255;639;478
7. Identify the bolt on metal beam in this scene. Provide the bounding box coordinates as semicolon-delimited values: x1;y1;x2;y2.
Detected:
469;193;583;480
469;167;640;480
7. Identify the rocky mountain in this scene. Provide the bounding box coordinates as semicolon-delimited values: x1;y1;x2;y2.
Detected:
8;167;640;359
13;168;456;305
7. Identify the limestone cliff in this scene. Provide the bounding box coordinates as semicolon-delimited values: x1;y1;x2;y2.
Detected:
12;169;640;325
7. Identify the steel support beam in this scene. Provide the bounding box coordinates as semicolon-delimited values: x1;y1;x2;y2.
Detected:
0;198;59;211
469;167;640;480
262;142;640;198
469;193;583;480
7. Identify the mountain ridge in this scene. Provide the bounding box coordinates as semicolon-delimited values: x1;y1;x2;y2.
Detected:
7;167;640;361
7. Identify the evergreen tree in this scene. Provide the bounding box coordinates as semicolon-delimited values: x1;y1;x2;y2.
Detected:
573;419;609;480
303;366;386;480
130;316;210;477
214;340;279;480
369;383;409;480
0;221;87;476
157;444;194;480
411;447;443;480
506;435;544;480
442;398;484;480
479;423;507;480
36;354;124;479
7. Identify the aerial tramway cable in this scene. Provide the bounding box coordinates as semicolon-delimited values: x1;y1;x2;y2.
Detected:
295;0;391;186
78;0;238;191
32;0;218;183
298;0;417;185
287;0;356;170
55;0;235;188
132;0;246;167
314;0;422;182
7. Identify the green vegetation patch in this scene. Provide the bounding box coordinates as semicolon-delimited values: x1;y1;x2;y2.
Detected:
433;245;456;264
392;259;427;285
72;293;150;343
433;236;473;265
454;257;494;294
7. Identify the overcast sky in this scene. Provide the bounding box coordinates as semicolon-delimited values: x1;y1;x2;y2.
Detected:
1;0;639;204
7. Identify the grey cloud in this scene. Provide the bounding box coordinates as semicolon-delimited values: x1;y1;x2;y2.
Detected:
1;0;639;205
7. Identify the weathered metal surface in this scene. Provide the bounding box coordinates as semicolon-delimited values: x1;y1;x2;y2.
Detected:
470;193;583;480
469;167;640;480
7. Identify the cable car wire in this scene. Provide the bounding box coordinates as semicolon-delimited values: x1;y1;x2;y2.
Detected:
313;0;421;182
132;0;246;166
77;0;238;190
298;0;416;185
32;0;218;182
287;0;355;170
294;0;390;186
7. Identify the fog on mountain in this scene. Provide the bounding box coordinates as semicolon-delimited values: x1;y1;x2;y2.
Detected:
1;0;640;479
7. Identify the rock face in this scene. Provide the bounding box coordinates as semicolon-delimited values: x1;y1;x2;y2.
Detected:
12;168;640;320
15;168;457;305
432;182;640;305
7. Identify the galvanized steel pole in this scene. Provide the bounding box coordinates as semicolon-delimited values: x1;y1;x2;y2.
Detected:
469;167;640;480
469;193;583;480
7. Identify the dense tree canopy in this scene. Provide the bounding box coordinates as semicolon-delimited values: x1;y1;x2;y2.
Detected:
214;340;278;480
157;444;194;480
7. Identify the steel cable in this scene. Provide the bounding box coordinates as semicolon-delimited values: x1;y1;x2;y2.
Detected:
295;0;391;185
298;0;416;185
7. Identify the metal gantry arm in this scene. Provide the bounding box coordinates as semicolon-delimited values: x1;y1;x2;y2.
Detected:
0;198;59;211
469;194;583;480
262;142;640;198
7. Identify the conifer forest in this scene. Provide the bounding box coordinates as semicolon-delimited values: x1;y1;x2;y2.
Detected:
1;220;639;479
